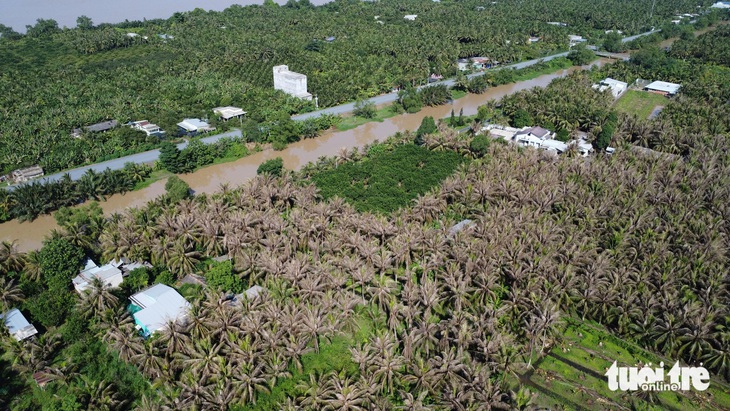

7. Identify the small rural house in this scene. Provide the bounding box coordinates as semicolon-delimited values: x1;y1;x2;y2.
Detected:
72;120;118;138
11;165;44;183
568;35;586;45
514;126;553;148
72;258;124;294
540;139;569;154
213;106;247;121
404;15;418;20
177;118;214;136
644;81;681;96
129;120;165;137
129;284;190;337
1;309;38;341
569;139;594;157
593;78;628;98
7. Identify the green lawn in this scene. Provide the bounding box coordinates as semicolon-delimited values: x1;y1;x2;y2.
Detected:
615;90;669;119
529;320;730;411
311;144;465;214
336;106;399;131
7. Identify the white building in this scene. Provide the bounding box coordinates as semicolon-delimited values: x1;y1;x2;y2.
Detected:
404;14;418;21
540;139;568;154
593;78;628;98
130;284;190;337
213;106;247;121
644;81;681;96
569;139;594;157
481;124;521;141
273;65;312;100
129;120;165;137
177;118;214;135
710;1;730;8
568;35;586;45
11;165;44;183
72;258;124;294
1;309;38;341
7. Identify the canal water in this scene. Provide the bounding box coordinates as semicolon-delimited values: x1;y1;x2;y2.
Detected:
0;59;610;251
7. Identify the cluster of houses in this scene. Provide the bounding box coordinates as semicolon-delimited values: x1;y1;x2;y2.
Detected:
3;255;267;345
593;77;681;98
67;104;249;141
482;125;595;157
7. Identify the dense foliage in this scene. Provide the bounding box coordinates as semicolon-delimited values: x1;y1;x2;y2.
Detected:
256;157;284;177
310;143;464;214
0;0;710;174
0;162;152;223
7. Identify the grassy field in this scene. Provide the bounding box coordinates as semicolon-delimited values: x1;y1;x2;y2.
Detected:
527;320;730;411
615;90;669;119
311;144;465;214
335;106;399;131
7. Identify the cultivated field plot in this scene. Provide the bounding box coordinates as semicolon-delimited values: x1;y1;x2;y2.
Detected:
527;320;730;411
614;90;670;119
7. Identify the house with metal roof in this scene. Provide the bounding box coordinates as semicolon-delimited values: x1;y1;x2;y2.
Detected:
129;284;190;337
72;258;124;294
72;120;119;138
593;78;628;98
129;120;165;137
540;139;568;154
11;165;44;183
644;81;681;96
1;309;38;341
177;118;214;136
213;106;247;121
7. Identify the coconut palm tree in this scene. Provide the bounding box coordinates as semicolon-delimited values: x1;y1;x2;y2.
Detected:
77;277;120;319
0;277;23;311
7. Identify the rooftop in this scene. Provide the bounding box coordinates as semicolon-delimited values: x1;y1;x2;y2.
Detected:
213;106;247;120
130;284;190;335
72;258;123;293
177;118;211;132
1;308;38;341
86;120;118;133
645;81;681;94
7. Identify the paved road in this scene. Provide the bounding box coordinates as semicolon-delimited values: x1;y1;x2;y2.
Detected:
7;28;660;190
292;51;571;121
621;28;659;43
6;129;241;190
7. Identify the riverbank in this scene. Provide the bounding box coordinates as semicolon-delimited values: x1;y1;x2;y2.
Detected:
0;58;611;252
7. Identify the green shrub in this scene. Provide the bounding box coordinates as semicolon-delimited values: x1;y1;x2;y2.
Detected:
257;157;284;176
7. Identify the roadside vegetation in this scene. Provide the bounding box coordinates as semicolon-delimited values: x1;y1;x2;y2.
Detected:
0;0;710;175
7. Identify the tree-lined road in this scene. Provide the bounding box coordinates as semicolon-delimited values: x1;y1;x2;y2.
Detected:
6;129;241;190
6;28;661;191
